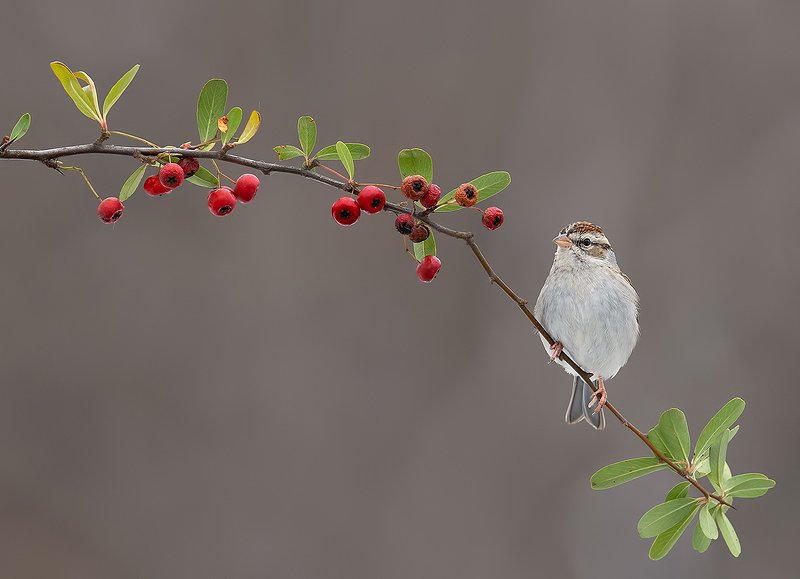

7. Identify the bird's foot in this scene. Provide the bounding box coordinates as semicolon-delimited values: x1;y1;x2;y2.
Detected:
549;341;563;363
587;376;607;413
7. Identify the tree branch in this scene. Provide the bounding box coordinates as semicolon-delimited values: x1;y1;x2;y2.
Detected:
0;141;731;507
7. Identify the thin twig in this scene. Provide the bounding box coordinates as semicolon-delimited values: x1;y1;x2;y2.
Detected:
0;142;731;507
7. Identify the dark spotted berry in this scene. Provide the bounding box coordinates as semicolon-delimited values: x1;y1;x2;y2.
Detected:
357;186;386;213
159;163;185;188
178;157;200;178
331;197;361;226
454;183;478;207
394;214;415;235
409;223;430;243
482;207;504;230
207;187;237;216
97;197;124;224
401;175;428;201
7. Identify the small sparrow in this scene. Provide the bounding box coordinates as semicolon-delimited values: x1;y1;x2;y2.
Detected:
533;222;639;429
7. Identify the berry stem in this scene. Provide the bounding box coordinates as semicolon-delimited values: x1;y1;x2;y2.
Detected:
359;182;401;190
316;163;351;183
109;131;159;148
60;165;102;200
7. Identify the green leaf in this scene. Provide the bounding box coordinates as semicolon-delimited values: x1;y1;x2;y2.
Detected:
693;457;710;478
9;113;31;142
699;504;718;539
186;165;219;188
726;473;775;498
102;63;139;120
236;110;260;144
647;426;677;461
221;107;242;145
638;498;699;538
196;79;228;143
118;164;146;202
398;148;433;182
315;143;370;161
50;61;101;121
715;509;741;557
297;116;316;158
692;521;712;553
413;230;437;261
708;429;731;490
665;482;691;502
274;145;305;160
648;502;701;560
694;398;745;461
73;71;102;121
589;457;665;490
436;171;511;212
656;408;691;464
335;140;354;179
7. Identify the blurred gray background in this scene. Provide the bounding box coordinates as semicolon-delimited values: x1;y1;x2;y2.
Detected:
0;1;797;577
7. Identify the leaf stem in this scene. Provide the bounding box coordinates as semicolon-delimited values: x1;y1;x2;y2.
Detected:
110;130;159;148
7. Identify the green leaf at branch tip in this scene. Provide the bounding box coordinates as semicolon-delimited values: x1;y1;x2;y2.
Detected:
274;145;305;160
725;473;775;498
335;140;355;179
589;457;665;490
102;63;139;120
398;148;433;182
187;165;220;188
638;497;700;538
692;521;712;553
413;231;437;262
665;482;691;502
9;113;31;142
118;164;146;202
716;509;741;557
196;79;228;143
50;61;102;122
315;143;371;161
656;408;691;464
221;107;243;145
694;398;745;461
237;110;260;144
73;71;102;122
436;171;512;212
708;429;731;490
699;504;718;539
648;502;701;560
297;116;316;158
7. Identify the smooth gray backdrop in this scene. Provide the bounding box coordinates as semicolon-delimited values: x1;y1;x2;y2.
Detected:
1;1;797;577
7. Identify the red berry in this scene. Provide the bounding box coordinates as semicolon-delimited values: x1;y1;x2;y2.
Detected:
143;175;173;196
394;214;415;235
178;157;200;178
357;186;386;213
207;187;237;216
233;173;260;203
97;197;124;224
416;255;442;283
454;183;478;207
401;175;428;201
331;197;360;226
482;207;504;230
419;183;441;208
159;163;185;188
409;223;430;243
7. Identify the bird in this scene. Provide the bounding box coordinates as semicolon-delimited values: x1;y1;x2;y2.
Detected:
533;221;639;429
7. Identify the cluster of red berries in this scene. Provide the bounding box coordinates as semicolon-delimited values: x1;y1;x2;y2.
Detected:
97;157;260;223
327;174;504;283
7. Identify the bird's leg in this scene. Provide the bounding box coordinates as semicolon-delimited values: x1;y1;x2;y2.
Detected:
549;341;563;363
587;376;607;413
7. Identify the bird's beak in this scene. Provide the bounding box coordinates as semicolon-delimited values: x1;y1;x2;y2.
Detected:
553;234;572;248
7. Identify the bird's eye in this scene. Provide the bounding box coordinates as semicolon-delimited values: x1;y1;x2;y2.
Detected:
581;238;592;247
560;228;567;235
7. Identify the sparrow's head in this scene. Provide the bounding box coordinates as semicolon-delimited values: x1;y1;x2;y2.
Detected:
553;221;615;263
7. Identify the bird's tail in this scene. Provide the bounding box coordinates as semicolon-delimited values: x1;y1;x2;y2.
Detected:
565;375;605;430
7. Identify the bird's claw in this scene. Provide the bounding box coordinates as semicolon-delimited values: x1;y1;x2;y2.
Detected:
549;341;563;363
587;377;607;413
